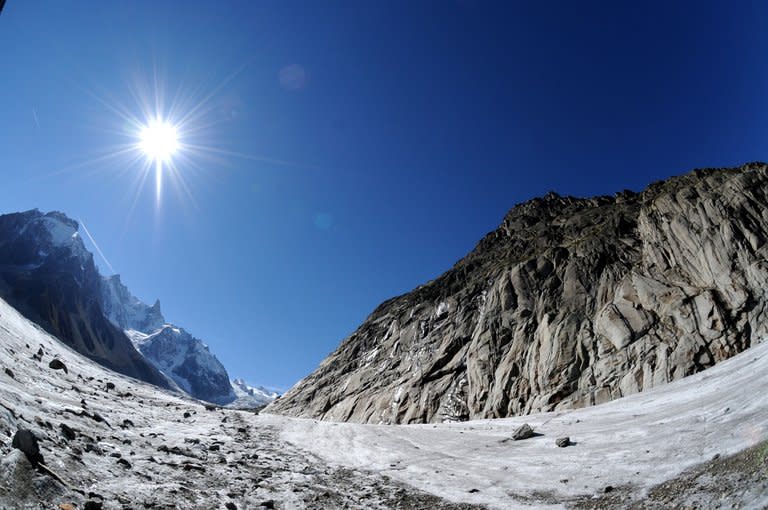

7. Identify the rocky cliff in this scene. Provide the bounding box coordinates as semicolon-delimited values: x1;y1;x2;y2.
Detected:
268;163;768;424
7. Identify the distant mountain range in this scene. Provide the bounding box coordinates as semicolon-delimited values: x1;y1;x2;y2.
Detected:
0;209;274;407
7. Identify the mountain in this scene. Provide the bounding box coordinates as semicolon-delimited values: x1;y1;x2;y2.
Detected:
100;274;237;405
0;209;256;407
0;210;169;389
230;378;280;409
100;274;164;333
268;163;768;424
1;292;766;509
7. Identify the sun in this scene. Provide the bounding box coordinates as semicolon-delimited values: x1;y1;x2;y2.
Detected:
139;120;178;162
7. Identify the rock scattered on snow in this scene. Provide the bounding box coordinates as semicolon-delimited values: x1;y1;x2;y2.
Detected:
48;358;68;374
556;437;571;447
12;429;44;467
512;423;535;441
59;423;76;441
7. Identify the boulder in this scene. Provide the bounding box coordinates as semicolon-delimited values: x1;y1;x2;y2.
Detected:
512;424;535;441
48;359;68;374
11;429;44;467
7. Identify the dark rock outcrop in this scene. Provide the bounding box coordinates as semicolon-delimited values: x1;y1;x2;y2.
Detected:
12;429;44;466
269;163;768;423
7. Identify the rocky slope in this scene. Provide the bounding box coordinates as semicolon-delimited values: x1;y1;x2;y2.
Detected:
0;210;169;389
269;163;768;424
1;291;766;509
0;296;484;510
101;275;237;405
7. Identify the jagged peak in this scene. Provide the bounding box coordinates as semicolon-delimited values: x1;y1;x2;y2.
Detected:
43;210;79;230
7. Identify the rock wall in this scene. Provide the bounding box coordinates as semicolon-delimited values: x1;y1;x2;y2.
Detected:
268;163;768;423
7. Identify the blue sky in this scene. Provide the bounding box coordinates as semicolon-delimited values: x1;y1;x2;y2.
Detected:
1;2;767;390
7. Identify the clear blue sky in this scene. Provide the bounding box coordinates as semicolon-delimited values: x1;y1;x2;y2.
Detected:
1;2;766;390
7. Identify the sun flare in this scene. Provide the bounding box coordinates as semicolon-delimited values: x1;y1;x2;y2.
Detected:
139;120;178;162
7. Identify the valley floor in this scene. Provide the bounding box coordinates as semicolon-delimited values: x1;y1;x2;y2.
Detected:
0;295;767;509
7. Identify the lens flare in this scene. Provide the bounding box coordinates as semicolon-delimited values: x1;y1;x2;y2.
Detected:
139;120;178;162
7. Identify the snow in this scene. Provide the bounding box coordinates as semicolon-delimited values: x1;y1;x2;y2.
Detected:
264;339;768;508
0;295;457;509
99;275;165;333
229;379;279;408
2;289;767;508
39;217;78;246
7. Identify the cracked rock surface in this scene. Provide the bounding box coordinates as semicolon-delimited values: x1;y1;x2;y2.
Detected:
269;163;768;424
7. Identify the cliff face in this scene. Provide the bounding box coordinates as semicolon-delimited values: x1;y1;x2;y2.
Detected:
268;163;768;424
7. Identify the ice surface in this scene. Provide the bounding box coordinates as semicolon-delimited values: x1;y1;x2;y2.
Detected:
1;291;766;509
265;338;768;508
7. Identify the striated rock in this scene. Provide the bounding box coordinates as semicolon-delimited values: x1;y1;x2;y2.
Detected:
512;423;535;441
269;163;768;424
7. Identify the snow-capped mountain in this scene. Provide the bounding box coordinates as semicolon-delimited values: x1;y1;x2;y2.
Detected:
125;326;237;405
230;378;280;408
0;209;269;407
100;274;164;333
99;273;241;404
0;210;170;390
100;274;237;404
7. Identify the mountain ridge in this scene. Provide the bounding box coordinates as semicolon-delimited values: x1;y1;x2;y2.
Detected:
268;162;768;423
0;209;267;407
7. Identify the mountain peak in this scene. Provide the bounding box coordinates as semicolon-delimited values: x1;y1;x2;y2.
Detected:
99;274;165;333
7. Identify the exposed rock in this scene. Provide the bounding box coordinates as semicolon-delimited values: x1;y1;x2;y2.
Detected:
269;163;768;423
59;423;76;441
48;358;68;374
556;437;571;447
512;423;535;441
12;429;44;467
3;367;13;379
83;501;104;510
